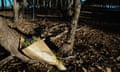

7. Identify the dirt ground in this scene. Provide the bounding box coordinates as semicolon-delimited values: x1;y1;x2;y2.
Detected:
0;14;120;72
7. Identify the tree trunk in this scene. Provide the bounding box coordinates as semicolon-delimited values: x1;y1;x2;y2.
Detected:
14;0;19;22
1;0;4;9
8;0;13;8
20;0;27;19
70;0;81;45
60;0;81;55
69;0;81;50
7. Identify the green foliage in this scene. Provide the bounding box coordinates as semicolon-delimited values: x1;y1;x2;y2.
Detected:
22;36;38;48
22;41;31;48
32;36;37;42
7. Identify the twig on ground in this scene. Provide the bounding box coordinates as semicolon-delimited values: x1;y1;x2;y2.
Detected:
50;28;68;40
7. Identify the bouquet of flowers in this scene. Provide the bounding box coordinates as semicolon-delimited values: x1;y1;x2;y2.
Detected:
22;36;38;48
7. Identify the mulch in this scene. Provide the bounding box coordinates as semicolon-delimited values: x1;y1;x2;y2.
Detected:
0;18;120;72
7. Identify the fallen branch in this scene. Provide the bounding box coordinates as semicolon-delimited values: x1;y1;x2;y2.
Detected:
0;56;13;68
50;28;68;40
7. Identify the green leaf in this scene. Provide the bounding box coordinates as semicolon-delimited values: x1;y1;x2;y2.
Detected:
22;41;31;48
32;36;37;42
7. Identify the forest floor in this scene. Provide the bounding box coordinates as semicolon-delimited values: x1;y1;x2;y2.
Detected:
0;11;120;72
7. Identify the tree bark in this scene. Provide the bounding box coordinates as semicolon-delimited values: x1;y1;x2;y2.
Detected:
14;0;19;22
1;0;4;9
69;0;81;44
8;0;13;8
60;0;81;55
22;0;26;18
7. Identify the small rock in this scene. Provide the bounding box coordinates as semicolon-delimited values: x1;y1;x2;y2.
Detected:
116;56;120;61
82;67;87;72
105;67;112;72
